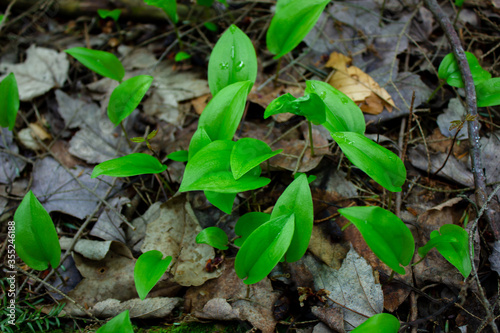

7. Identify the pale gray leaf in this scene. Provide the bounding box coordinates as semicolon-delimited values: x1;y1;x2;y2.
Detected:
0;128;26;184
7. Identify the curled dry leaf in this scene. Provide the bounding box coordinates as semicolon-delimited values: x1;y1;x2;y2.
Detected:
326;52;394;114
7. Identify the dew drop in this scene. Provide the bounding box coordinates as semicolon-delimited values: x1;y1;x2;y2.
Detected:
229;25;237;33
219;62;229;70
341;98;349;104
231;46;235;59
319;91;327;99
235;61;245;72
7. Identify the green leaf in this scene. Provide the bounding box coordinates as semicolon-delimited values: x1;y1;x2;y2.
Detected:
293;172;316;184
476;78;500;107
454;0;464;6
418;224;471;278
305;80;365;134
196;227;229;250
338;206;414;275
180;140;270;193
0;73;20;130
147;129;158;140
204;191;236;214
108;75;153;125
235;214;295;284
175;51;191;62
144;0;178;24
234;212;271;247
134;250;172;300
264;92;327;125
167;150;188;162
351;313;400;333
266;0;330;59
208;25;258;96
91;153;167;178
130;137;145;143
96;310;134;333
0;15;4;24
271;173;313;262
197;80;253;141
231;138;282;179
14;190;61;271
331;132;406;192
65;47;125;82
97;9;121;21
437;52;491;88
204;22;218;32
188;126;212;160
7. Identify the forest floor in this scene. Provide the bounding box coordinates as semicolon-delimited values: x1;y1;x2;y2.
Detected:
1;0;500;332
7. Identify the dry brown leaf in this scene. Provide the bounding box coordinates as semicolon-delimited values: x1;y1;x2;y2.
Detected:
326;52;394;114
191;94;211;115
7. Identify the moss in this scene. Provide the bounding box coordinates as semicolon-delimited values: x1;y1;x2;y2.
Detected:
135;321;246;333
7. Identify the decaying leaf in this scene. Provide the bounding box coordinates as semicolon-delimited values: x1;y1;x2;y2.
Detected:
0;45;68;101
140;194;222;286
91;297;182;319
0;128;26;184
90;197;131;243
59;237;132;261
185;259;279;333
304;247;384;331
326;52;394;114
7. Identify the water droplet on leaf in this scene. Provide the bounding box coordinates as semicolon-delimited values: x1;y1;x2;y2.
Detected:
235;61;245;72
219;62;229;70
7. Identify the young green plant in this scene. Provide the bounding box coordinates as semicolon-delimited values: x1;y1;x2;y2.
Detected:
134;250;172;300
0;72;20;130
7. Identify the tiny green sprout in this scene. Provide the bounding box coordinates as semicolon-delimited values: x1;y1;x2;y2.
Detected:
97;9;121;22
96;310;134;333
454;0;464;6
331;132;406;192
418;224;471;278
196;227;229;250
175;51;191;62
65;47;125;82
351;313;400;333
266;0;330;59
144;0;178;24
167;150;188;162
14;190;61;271
338;206;414;275
208;25;258;96
0;73;20;130
108;75;153;126
130;137;145;143
134;250;172;300
147;129;158;140
476;78;500;107
438;52;491;88
204;22;218;32
91;153;167;178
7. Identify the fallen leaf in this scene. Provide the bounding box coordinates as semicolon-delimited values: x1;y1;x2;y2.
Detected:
308;225;349;269
0;45;68;101
59;237;133;261
17;127;43;151
191;94;211;115
489;241;500;276
119;46;158;71
312;306;344;333
304;247;384;331
437;98;470;140
480;131;500;184
140;194;222;286
55;90;101;130
185;259;279;333
0;129;27;184
31;157;119;219
91;297;182;319
90;197;131;242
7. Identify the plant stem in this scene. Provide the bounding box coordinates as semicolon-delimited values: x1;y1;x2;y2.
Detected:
174;24;183;50
274;57;282;86
155;173;174;196
307;120;315;157
120;121;132;149
426;81;445;104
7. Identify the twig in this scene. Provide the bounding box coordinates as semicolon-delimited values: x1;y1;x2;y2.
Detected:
424;0;499;241
0;0;17;32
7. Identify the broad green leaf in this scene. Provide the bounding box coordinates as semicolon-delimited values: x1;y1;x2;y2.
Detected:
264;92;327;125
338;206;414;275
204;191;236;214
97;9;121;21
91;153;167;178
188;126;212;160
96;310;134;333
231;138;282;179
0;73;20;130
476;78;500;107
438;52;491;88
144;0;178;24
167;150;188;162
351;313;400;333
65;47;125;82
234;212;271;247
198;80;253;141
266;0;330;59
331;132;406;192
14;190;61;271
175;51;191;62
180;140;270;193
305;80;365;134
235;214;295;284
196;227;229;250
208;25;258;96
108;75;153;125
271;173;313;262
418;224;471;278
134;250;172;300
